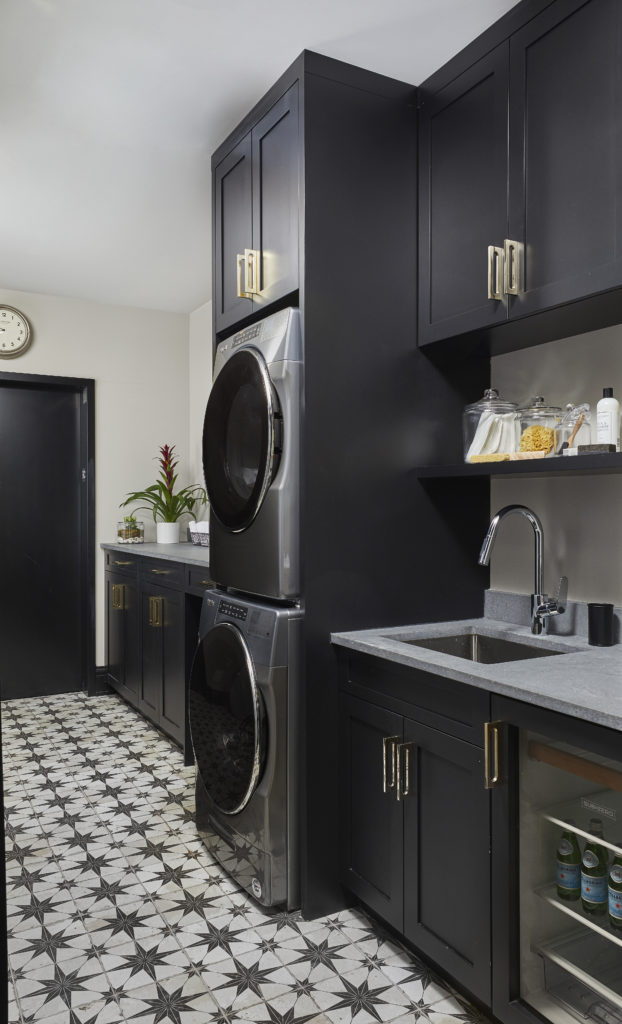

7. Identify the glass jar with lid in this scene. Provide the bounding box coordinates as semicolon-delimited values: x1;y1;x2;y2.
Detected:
558;402;592;452
463;388;520;463
517;396;562;457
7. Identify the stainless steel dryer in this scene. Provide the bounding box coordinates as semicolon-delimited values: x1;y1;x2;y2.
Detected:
203;307;302;601
188;588;301;908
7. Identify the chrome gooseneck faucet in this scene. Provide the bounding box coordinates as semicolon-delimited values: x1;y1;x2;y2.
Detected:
478;504;568;635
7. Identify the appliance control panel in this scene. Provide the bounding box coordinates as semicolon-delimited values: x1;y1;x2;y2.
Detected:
232;323;261;348
218;599;248;621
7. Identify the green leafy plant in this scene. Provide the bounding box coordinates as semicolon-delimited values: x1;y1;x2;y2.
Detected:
120;444;207;524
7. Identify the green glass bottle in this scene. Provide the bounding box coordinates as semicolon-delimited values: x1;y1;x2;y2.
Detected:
581;817;609;916
608;843;622;929
556;818;581;901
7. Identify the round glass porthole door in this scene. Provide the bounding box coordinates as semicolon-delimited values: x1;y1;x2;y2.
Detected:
189;622;266;815
203;348;281;533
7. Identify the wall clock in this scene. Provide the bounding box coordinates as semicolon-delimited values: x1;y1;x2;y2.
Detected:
0;305;32;358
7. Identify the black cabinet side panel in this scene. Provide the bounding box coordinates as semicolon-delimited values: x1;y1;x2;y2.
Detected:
302;72;490;916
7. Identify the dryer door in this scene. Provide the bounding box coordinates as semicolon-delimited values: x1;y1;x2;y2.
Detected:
188;621;266;815
203;348;282;533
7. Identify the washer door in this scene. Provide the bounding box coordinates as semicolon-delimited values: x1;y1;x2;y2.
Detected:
189;622;266;815
203;347;282;532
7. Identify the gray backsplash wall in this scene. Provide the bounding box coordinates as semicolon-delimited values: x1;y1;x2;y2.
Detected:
489;322;622;605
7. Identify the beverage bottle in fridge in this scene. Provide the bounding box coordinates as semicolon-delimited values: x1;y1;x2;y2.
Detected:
556;819;581;901
608;844;622;929
581;817;609;916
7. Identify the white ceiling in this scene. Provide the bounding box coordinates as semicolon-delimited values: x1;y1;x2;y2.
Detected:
1;0;519;314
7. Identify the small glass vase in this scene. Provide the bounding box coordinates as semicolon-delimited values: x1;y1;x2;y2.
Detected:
117;521;144;544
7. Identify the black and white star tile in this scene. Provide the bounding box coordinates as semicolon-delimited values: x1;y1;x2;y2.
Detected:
3;692;492;1024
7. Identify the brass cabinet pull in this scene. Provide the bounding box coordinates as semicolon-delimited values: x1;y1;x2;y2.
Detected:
484;721;503;789
148;595;163;627
487;244;504;300
396;742;414;801
151;568;171;575
503;238;522;295
245;248;260;295
382;735;400;793
199;579;211;586
113;560;133;566
112;584;125;610
236;253;248;298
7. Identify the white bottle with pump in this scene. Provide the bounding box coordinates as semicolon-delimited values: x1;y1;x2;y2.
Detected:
597;388;620;450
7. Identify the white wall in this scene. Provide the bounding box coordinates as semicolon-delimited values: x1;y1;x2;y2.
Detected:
0;287;192;665
188;300;213;496
489;323;622;604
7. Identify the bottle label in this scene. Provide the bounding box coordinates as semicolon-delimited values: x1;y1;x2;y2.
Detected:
583;850;600;869
582;872;607;904
610;865;622;885
558;839;574;857
557;861;580;890
609;887;622;920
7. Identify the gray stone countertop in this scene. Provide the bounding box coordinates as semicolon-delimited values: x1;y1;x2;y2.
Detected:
101;541;211;569
331;617;622;732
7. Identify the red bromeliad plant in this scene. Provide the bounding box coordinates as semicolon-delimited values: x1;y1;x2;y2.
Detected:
121;444;207;523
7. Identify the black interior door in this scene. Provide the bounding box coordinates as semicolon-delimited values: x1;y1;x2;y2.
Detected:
418;43;509;345
0;378;93;699
508;0;622;317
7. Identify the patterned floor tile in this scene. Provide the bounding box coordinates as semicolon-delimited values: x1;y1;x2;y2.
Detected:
2;691;491;1024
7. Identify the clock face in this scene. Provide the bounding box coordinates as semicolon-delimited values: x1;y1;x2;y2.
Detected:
0;306;31;358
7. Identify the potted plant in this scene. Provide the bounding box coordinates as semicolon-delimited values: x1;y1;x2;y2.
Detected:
116;513;145;544
120;444;207;544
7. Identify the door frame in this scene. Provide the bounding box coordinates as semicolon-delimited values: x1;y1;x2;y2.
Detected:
0;371;96;695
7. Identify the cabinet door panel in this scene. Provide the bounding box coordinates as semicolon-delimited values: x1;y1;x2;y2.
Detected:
252;83;299;310
419;44;509;344
340;695;404;930
105;572;139;701
403;719;490;1004
160;588;185;745
509;0;622;316
214;135;253;334
141;591;162;721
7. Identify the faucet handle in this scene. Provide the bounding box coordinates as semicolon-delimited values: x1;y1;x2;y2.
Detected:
554;576;568;614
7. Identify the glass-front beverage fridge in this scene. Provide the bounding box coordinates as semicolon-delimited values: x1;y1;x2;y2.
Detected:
491;696;622;1024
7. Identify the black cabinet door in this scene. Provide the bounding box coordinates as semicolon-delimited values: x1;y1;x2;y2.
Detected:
252;83;299;312
159;587;185;746
339;694;404;930
214;134;253;335
419;44;509;345
105;571;139;702
141;589;163;722
508;0;622;319
402;717;491;1004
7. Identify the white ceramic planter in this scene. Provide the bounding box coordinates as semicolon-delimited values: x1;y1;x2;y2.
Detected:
156;521;180;545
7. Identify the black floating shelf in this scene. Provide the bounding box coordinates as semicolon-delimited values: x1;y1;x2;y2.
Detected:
415;453;622;479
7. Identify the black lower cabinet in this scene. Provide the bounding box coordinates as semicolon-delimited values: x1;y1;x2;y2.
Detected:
340;689;491;1004
105;568;139;703
105;554;205;750
141;583;185;746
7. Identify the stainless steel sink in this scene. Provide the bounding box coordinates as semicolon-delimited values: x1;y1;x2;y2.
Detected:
397;632;565;664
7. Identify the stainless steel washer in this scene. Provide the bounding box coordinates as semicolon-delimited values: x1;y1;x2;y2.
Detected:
202;307;302;601
188;588;301;908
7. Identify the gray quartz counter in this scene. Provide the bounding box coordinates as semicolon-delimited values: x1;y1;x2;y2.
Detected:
331;615;622;733
101;541;211;569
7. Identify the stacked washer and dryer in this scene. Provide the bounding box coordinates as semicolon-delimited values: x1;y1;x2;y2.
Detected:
188;308;302;909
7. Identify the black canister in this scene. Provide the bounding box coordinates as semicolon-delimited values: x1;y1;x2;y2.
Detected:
588;603;614;646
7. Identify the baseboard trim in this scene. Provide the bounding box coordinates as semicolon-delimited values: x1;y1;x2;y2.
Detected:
90;667;112;697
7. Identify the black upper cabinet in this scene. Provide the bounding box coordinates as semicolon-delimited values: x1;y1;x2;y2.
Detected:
419;0;622;347
419;44;510;344
508;0;622;317
214;84;299;335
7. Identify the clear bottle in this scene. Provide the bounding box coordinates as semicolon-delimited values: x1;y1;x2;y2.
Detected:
596;387;620;450
581;817;609;916
556;818;581;902
608;844;622;930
